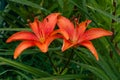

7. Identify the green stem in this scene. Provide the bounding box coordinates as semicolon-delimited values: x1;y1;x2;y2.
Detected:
59;49;74;74
110;0;117;58
111;0;116;41
46;53;58;73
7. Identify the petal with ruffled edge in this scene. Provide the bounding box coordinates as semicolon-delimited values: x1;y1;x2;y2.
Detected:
76;20;91;38
57;16;75;40
6;31;38;43
14;41;35;59
35;34;63;53
80;41;98;60
42;13;60;36
81;28;113;41
29;18;41;38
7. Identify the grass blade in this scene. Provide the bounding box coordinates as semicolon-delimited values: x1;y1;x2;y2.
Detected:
87;5;120;22
9;0;50;14
0;57;51;77
35;74;83;80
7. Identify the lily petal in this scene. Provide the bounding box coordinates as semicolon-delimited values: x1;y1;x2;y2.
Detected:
50;29;69;40
57;16;75;40
35;34;62;53
14;41;35;59
62;39;74;52
34;41;48;53
73;20;91;42
43;13;60;36
82;28;113;41
29;18;41;38
77;20;91;37
80;41;98;60
6;31;37;43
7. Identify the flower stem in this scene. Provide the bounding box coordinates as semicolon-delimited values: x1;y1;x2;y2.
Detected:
46;53;58;73
59;49;74;74
110;0;117;58
111;0;116;41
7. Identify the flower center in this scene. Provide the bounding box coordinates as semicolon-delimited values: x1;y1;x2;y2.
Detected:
39;37;45;43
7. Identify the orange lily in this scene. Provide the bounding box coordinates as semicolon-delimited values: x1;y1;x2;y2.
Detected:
57;16;113;60
6;13;68;59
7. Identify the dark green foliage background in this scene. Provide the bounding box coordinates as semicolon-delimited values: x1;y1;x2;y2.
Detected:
0;0;120;80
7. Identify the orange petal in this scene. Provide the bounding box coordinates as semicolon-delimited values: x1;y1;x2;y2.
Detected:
14;41;35;59
80;41;99;60
57;16;75;40
62;39;74;52
35;41;48;53
77;20;91;37
35;41;49;53
35;34;63;52
29;18;41;38
82;28;113;41
47;34;66;46
50;29;69;40
42;13;60;36
6;31;38;43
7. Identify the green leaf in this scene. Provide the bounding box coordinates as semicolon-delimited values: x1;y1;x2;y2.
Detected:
9;0;50;14
35;74;83;80
0;57;51;77
86;5;120;22
0;28;30;31
69;0;99;27
106;37;120;62
55;52;110;80
0;70;31;80
57;0;64;9
97;55;118;80
71;61;110;80
58;0;74;17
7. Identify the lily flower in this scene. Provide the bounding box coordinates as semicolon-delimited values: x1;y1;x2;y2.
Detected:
57;16;113;60
6;13;68;59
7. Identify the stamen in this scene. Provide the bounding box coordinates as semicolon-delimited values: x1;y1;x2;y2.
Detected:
74;18;79;27
39;37;45;43
36;19;45;43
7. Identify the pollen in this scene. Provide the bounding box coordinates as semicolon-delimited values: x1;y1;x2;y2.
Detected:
39;37;45;43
